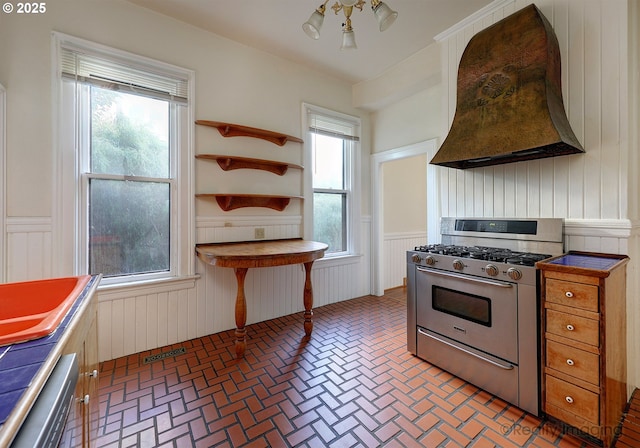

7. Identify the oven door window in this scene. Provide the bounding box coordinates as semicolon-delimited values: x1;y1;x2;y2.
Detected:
432;286;491;327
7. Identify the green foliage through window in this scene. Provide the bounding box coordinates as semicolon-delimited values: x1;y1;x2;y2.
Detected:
88;87;171;277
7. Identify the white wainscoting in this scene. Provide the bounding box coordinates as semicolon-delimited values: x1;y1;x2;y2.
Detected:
196;215;302;244
4;213;370;362
96;218;371;361
6;217;53;282
383;232;426;291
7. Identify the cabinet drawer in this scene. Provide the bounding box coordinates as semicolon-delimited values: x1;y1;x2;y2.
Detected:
546;309;599;347
546;340;599;385
546;279;599;312
546;375;599;425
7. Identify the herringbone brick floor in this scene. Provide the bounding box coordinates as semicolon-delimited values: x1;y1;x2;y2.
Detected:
96;289;598;447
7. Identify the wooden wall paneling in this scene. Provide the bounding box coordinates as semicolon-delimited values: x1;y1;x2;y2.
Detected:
482;167;493;217
446;171;455;217
456;171;465;215
566;1;586;220
583;2;603;219
528;161;541;217
186;287;198;342
198;262;212;339
174;290;186;345
601;4;623;220
515;163;528;217
472;170;483;216
97;300;111;362
7;233;27;280
566;0;585;143
167;290;179;346
134;295;147;354
126;294;141;356
111;299;125;361
383;234;426;290
155;292;169;350
6;218;52;282
491;166;503;217
504;165;516;217
147;292;160;353
539;159;555;216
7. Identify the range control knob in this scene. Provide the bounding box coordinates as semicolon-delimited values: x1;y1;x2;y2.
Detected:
452;259;465;271
484;264;499;276
411;254;422;263
424;255;436;266
507;267;522;280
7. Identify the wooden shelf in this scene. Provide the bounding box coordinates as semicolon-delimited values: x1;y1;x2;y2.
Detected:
195;154;303;176
196;120;303;146
196;194;302;211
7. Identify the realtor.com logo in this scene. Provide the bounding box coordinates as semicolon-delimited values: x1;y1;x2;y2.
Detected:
500;422;621;439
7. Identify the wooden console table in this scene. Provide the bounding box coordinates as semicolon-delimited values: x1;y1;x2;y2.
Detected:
196;239;328;358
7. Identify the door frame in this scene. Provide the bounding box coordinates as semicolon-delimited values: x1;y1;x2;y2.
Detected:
370;139;440;296
0;83;5;282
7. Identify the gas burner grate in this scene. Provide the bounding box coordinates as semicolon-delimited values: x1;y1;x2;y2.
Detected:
414;244;551;266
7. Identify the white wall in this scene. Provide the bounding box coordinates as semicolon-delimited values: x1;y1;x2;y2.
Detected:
383;155;427;234
371;86;442;155
380;155;427;289
0;0;372;361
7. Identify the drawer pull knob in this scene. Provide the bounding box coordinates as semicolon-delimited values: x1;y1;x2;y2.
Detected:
566;324;575;331
566;359;575;366
565;396;574;404
565;291;574;298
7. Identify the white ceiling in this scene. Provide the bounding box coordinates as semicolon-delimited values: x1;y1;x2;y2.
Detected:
126;0;493;84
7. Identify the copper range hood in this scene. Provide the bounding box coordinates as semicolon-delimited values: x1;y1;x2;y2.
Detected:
430;4;584;170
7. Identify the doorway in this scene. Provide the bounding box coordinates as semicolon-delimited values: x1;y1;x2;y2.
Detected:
371;139;439;295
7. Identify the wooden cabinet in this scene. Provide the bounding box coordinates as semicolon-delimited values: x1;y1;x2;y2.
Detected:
195;120;304;211
61;289;99;447
538;251;629;447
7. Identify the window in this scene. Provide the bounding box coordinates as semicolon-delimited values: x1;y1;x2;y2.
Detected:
87;89;171;277
304;104;360;257
55;34;193;284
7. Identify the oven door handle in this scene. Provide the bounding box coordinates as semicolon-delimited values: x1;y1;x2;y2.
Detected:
416;267;513;288
418;329;515;370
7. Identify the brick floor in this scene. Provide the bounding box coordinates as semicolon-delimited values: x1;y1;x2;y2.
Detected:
614;388;640;447
97;289;600;447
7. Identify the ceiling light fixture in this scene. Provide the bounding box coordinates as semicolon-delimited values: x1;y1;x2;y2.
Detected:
302;0;398;50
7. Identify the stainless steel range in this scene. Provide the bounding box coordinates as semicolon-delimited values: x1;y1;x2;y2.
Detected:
407;217;564;416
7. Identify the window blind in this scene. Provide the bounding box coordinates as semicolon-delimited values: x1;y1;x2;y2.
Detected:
59;43;189;103
308;111;360;142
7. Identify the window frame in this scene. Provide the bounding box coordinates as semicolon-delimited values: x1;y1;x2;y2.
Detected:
53;32;195;285
302;103;361;260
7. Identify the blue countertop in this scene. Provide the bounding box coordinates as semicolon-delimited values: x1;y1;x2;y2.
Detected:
546;253;624;271
0;275;99;428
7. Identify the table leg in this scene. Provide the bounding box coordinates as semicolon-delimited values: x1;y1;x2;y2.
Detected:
234;267;248;358
303;261;314;338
